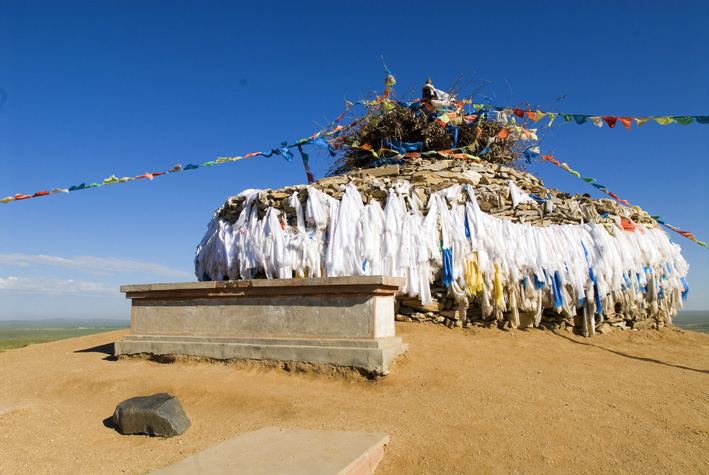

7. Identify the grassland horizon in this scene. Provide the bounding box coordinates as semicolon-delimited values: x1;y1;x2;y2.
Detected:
0;318;129;352
0;310;707;353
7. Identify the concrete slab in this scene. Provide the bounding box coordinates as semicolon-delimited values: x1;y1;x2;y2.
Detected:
149;427;389;475
116;335;407;375
116;276;408;375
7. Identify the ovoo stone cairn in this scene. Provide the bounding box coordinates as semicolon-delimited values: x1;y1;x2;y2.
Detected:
194;156;689;337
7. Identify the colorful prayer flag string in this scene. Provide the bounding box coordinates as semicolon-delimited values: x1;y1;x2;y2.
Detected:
3;73;706;256
495;107;708;130
537;153;708;250
0;104;361;205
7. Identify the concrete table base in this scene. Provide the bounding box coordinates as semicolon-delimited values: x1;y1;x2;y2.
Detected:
149;427;389;475
115;276;408;375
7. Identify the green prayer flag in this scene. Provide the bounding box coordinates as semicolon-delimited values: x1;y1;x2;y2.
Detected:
673;116;694;125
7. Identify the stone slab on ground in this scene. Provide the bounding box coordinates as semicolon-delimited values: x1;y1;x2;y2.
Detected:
116;335;407;376
116;276;408;375
149;427;389;475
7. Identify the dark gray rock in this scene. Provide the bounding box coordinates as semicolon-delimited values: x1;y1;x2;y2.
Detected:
112;393;190;437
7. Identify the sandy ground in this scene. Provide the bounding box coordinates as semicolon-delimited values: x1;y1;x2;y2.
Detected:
0;323;708;475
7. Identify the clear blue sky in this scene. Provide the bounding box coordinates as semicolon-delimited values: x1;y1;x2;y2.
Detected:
1;0;707;320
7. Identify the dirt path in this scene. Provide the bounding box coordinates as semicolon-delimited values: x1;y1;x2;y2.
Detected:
1;323;707;474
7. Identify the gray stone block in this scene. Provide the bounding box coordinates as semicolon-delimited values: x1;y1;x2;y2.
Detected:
112;393;190;437
116;277;408;375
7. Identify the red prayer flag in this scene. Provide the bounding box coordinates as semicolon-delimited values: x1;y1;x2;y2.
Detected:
541;155;560;166
32;191;50;197
14;193;31;200
513;109;525;118
602;116;618;128
497;128;509;139
677;230;696;240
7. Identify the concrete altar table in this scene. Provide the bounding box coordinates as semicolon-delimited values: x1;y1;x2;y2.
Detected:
114;276;408;375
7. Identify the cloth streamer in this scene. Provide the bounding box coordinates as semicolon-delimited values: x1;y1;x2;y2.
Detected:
195;183;689;332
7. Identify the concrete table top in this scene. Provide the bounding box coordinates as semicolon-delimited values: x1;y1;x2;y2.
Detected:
149;427;389;475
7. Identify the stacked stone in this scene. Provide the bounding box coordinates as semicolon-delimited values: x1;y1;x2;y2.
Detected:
209;155;681;335
219;156;653;234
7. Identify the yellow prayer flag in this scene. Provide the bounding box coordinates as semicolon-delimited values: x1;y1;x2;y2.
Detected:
654;117;674;125
634;117;651;127
547;112;558;126
534;110;546;123
494;264;504;306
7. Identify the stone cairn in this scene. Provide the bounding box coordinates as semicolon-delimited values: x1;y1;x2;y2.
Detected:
196;154;687;336
195;79;688;337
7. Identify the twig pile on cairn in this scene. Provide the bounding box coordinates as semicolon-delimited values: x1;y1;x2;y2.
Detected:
195;79;689;337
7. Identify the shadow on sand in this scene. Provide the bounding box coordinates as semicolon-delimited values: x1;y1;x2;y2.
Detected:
554;332;709;375
75;342;118;361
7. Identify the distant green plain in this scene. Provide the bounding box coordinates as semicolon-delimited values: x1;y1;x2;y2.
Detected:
0;320;129;352
0;310;706;354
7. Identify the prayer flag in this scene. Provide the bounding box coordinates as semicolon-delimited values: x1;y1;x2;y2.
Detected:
673;116;694;125
602;116;618;128
618;117;633;130
573;115;588;125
